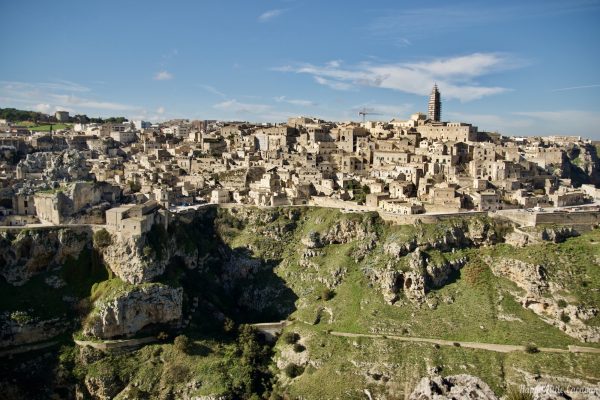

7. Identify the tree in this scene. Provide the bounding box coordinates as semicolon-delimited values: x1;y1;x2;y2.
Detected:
173;334;191;353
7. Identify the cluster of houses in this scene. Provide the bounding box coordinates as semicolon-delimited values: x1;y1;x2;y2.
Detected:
0;92;598;227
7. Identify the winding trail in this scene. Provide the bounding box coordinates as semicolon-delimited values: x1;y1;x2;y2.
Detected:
328;331;600;354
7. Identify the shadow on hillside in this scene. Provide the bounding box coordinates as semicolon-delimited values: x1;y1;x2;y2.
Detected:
165;207;298;333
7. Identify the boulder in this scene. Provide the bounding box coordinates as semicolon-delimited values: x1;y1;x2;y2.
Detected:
409;374;498;400
84;284;183;339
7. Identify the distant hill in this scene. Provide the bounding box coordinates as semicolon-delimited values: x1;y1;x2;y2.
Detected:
0;107;127;124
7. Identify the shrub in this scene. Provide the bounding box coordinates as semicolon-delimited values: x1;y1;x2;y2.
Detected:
453;342;461;347
524;344;539;354
284;363;304;378
557;299;568;308
143;246;154;258
293;343;305;353
157;332;169;341
322;288;335;301
10;311;33;325
173;335;191;353
223;317;236;333
281;331;300;344
93;228;112;248
164;363;190;383
560;312;571;323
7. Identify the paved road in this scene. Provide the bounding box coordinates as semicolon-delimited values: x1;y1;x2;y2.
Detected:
329;331;600;355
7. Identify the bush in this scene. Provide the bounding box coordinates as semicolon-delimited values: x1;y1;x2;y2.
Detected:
164;363;190;383
173;335;191;353
293;343;305;353
143;246;154;258
284;363;304;378
223;317;236;333
93;228;112;248
322;288;335;301
557;299;568;308
281;331;300;344
453;342;461;347
560;312;571;323
524;344;539;354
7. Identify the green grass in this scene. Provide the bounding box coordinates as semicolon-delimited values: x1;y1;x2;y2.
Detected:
28;123;71;131
273;325;600;399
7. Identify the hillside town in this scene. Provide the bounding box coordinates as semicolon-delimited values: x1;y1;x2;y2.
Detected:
0;85;599;227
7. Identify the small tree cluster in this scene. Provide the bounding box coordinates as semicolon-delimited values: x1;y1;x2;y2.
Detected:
284;363;304;378
322;288;335;301
281;331;300;345
93;228;112;248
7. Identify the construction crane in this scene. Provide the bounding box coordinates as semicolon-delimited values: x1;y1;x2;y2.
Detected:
358;107;382;123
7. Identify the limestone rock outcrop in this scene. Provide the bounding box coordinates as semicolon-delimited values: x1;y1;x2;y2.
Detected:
0;227;90;285
385;218;504;260
489;258;548;295
0;312;70;348
409;374;498;400
100;229;197;285
487;257;600;342
374;249;467;305
505;227;579;247
84;284;183;339
321;217;375;245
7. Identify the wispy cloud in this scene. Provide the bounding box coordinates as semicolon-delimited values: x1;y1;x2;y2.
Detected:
0;80;90;93
214;99;271;114
153;70;173;81
551;84;600;92
274;96;317;107
198;84;227;98
276;53;517;101
367;1;600;42
0;80;141;115
314;76;355;91
258;9;285;22
49;94;140;111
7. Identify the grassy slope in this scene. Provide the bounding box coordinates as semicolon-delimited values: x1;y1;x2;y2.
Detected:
216;207;600;398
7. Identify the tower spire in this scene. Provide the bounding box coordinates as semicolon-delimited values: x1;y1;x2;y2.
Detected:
428;84;441;122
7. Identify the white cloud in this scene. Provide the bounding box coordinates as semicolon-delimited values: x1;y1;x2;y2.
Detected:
0;80;90;93
49;94;139;111
198;84;227;98
258;9;285;22
276;53;515;101
314;76;355;91
551;84;600;92
274;96;316;107
445;110;600;137
34;103;51;113
156;106;165;114
153;71;173;81
213;99;271;114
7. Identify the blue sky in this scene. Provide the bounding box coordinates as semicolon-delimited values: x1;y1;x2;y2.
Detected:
1;0;599;138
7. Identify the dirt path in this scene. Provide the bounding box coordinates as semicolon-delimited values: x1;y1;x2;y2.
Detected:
0;340;59;358
329;331;600;354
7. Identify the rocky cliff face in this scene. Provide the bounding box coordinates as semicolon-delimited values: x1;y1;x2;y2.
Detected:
100;227;198;285
372;248;468;305
505;227;579;247
0;312;71;347
84;284;183;339
409;374;498;400
0;227;90;285
487;257;600;342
